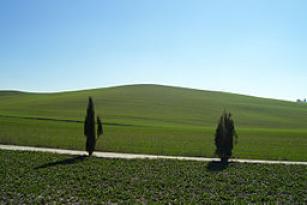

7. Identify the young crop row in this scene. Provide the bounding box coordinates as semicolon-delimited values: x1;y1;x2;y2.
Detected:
1;150;306;204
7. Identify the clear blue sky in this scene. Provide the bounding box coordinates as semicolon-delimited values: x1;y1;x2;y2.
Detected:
0;0;306;101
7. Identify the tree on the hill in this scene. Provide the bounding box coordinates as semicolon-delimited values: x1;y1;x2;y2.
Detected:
214;111;238;163
84;97;103;156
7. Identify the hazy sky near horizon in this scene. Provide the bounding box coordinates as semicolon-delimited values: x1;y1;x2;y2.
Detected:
0;0;306;101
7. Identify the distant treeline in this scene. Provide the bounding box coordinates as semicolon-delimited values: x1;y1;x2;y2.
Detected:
296;98;307;103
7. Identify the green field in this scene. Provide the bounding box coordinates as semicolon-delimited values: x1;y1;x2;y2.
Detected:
1;150;306;204
0;84;306;161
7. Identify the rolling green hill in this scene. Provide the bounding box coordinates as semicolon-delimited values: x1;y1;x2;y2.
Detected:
0;84;306;160
0;84;306;128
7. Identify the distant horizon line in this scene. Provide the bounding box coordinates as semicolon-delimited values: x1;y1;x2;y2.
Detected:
0;83;301;103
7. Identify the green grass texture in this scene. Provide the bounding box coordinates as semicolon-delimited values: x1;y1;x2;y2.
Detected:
1;150;306;204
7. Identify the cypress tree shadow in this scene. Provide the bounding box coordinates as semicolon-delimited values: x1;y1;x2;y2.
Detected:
34;155;87;169
206;161;229;172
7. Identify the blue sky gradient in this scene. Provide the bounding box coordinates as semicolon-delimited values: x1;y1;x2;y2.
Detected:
0;0;306;100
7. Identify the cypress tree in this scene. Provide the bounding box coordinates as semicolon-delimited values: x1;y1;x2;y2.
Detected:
84;97;103;156
214;111;237;163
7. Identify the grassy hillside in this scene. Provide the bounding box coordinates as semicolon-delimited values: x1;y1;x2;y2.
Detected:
0;84;306;128
0;84;306;160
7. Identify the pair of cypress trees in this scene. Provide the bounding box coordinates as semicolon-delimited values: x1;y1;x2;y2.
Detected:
84;97;103;156
84;97;238;161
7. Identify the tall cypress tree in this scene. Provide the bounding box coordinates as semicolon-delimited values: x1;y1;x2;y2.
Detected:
84;97;103;156
214;111;237;163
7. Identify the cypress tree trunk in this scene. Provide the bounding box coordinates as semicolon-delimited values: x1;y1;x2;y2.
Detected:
84;97;96;156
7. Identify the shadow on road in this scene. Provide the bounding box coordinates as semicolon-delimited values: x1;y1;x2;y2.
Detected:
34;155;87;169
206;161;229;172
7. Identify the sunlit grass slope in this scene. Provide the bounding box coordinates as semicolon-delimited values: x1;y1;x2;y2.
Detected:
0;84;306;160
0;84;306;128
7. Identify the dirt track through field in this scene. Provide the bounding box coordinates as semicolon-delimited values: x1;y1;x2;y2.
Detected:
1;144;306;165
